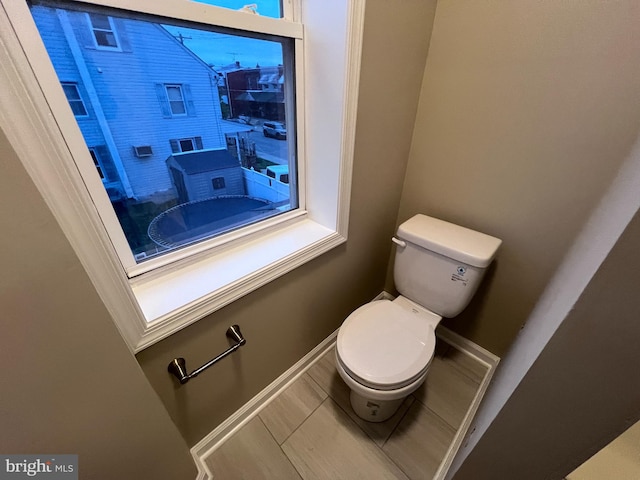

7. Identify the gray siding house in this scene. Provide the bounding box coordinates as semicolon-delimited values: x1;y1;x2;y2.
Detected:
31;5;227;201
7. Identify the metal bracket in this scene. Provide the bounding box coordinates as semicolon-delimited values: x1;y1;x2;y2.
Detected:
168;325;246;385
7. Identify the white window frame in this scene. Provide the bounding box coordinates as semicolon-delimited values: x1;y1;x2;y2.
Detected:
87;11;121;50
0;0;364;352
60;81;88;117
177;138;196;152
164;84;187;116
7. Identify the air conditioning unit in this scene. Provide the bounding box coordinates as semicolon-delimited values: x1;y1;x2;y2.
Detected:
133;145;153;158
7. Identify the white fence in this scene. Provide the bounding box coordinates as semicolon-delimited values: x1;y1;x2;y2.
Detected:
242;167;290;203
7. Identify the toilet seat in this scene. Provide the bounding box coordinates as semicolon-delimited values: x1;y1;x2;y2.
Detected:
336;300;437;391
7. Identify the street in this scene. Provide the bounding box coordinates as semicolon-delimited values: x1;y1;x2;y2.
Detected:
246;127;288;165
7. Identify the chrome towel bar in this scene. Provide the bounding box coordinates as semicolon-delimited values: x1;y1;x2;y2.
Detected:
168;325;246;385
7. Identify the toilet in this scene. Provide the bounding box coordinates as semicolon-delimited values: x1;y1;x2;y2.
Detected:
336;214;502;422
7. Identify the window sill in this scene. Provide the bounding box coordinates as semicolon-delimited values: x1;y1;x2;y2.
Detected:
132;218;344;350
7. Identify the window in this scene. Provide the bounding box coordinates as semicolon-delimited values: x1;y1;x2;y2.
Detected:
88;12;119;49
61;82;87;116
33;3;296;261
212;177;225;190
89;148;105;179
165;85;186;116
178;138;194;151
170;137;203;153
1;0;364;351
156;83;195;118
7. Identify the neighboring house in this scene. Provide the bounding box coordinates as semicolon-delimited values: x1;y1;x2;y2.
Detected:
31;5;228;201
166;148;244;203
225;65;285;120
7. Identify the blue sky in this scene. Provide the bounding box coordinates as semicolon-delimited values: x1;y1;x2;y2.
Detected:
163;25;284;68
163;1;284;67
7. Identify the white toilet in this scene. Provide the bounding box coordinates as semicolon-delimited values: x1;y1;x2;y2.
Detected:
336;214;502;422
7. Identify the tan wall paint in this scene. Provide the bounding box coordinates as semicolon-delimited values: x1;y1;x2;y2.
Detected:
136;0;438;446
567;419;640;480
452;208;640;480
0;130;196;478
391;0;640;355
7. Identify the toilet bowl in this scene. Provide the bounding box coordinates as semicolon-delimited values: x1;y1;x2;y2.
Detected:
335;296;441;422
335;214;502;422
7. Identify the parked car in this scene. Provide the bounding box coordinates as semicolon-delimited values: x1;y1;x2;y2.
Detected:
263;121;287;140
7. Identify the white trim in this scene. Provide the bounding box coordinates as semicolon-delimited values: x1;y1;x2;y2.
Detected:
134;221;345;350
86;11;122;51
81;0;303;39
0;0;365;352
433;327;500;480
191;328;340;479
0;1;146;353
189;293;499;480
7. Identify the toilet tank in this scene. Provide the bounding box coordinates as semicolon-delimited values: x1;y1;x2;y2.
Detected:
393;215;502;318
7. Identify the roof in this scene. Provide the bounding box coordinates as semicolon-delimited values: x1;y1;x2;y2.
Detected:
170;149;239;174
234;91;284;103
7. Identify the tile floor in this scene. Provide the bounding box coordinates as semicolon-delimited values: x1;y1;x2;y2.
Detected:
204;340;488;479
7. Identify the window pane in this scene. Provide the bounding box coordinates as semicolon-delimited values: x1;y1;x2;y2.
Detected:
89;150;105;179
61;82;88;116
94;30;117;47
88;12;111;30
62;83;80;100
30;2;297;263
166;86;183;101
188;0;282;19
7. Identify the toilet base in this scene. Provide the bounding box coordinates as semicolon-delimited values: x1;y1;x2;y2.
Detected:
349;390;404;423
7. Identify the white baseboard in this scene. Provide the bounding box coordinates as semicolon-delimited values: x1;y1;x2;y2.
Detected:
191;291;499;480
191;327;340;479
433;326;500;480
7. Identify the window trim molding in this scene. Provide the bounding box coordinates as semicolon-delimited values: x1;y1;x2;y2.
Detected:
0;0;365;352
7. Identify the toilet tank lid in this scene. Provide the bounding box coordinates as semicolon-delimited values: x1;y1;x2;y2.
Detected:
397;214;502;268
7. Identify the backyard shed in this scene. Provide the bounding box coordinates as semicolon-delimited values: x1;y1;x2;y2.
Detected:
167;148;245;203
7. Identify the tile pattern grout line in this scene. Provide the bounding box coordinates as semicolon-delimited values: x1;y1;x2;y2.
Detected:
203;333;493;480
255;415;304;480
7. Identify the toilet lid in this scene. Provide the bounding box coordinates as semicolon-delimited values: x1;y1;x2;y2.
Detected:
337;300;437;390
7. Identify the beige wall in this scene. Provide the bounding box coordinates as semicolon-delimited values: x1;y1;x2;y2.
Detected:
0;130;196;478
567;420;640;480
136;0;438;446
392;0;640;355
452;207;640;480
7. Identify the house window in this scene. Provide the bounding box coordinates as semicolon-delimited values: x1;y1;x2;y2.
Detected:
89;148;105;179
33;1;297;262
88;13;119;49
5;0;363;350
212;177;225;190
170;137;203;153
165;85;186;116
61;82;88;117
156;83;196;118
